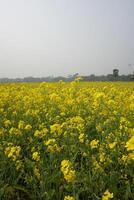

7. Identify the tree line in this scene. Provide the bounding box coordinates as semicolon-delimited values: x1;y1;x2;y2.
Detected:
0;69;134;83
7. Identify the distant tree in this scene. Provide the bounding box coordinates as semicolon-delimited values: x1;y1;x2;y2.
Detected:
113;69;119;78
73;73;79;78
67;75;73;78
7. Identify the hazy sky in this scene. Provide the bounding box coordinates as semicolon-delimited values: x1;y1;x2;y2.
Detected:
0;0;134;78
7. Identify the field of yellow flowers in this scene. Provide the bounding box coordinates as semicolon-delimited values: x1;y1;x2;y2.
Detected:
0;80;134;200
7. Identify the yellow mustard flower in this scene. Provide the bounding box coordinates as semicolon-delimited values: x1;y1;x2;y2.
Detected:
79;133;85;143
18;120;25;129
121;155;127;163
34;166;40;180
32;151;40;162
102;190;113;200
90;139;99;149
125;136;134;151
50;123;62;135
44;139;61;152
5;146;21;161
109;142;117;149
25;124;32;130
61;160;76;183
99;153;106;163
9;127;21;136
15;160;23;171
127;152;134;162
4;120;11;128
64;195;75;200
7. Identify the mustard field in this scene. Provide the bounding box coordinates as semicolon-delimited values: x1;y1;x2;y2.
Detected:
0;80;134;200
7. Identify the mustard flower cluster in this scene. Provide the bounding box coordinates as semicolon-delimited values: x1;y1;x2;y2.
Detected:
61;160;76;183
0;81;133;199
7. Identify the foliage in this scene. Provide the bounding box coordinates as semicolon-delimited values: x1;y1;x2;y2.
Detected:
0;81;134;200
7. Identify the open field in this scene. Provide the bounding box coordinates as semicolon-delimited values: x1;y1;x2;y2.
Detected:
0;81;134;200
